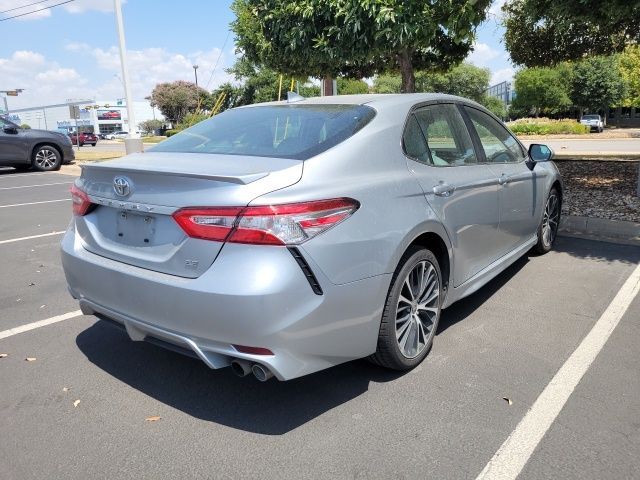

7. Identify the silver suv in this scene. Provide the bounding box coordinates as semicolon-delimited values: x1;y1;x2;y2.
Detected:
61;94;562;381
580;114;604;133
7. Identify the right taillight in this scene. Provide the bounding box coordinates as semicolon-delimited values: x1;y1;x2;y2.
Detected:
70;184;93;216
172;198;359;245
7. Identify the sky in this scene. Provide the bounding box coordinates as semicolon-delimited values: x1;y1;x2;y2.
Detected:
0;0;513;110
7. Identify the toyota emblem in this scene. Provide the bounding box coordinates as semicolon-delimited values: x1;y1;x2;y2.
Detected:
113;176;131;197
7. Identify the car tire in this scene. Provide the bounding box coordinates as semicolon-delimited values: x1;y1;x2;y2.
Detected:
91;143;96;147
533;187;561;255
369;246;442;371
31;145;62;171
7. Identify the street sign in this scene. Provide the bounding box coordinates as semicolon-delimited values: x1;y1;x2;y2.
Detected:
6;91;18;97
69;105;80;119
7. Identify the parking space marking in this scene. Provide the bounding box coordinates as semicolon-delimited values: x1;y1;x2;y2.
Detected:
0;311;82;340
0;172;53;179
0;231;66;245
0;199;70;209
0;182;73;191
476;263;640;480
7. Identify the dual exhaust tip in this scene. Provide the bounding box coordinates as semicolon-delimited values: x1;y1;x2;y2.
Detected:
230;359;274;382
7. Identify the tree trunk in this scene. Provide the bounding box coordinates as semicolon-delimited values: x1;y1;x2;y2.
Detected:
322;76;334;96
398;50;415;93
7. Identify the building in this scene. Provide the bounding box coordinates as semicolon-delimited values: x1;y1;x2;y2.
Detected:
486;81;516;107
2;99;162;135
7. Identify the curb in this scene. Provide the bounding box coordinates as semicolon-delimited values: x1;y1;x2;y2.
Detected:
553;154;640;161
559;215;640;246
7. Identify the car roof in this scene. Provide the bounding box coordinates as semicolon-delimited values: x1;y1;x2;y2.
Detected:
241;93;483;110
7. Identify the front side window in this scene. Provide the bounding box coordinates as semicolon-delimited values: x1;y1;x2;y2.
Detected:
465;107;525;163
413;104;477;166
150;104;376;160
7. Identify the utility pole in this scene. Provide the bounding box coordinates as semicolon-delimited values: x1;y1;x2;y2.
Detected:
0;89;24;115
114;0;142;153
193;65;199;87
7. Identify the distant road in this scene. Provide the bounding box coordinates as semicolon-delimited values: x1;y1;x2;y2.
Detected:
520;138;640;155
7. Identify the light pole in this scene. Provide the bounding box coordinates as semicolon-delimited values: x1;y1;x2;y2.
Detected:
193;65;199;87
113;0;142;153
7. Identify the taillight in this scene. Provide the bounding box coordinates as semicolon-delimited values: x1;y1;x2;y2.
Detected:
172;198;359;245
70;184;92;216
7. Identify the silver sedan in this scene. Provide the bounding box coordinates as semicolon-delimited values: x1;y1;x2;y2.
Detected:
61;94;562;381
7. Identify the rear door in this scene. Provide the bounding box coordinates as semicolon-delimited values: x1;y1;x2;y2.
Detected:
404;103;502;287
463;106;543;254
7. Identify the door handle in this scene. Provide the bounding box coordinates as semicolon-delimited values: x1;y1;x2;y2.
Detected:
432;182;455;197
498;174;511;186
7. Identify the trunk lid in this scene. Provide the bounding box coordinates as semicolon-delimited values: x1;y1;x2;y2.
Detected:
75;152;302;278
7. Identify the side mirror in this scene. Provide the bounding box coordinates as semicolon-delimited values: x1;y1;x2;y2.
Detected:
528;143;553;163
3;126;18;135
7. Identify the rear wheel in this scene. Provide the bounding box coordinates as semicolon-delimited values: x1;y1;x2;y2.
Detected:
533;187;560;254
32;145;61;171
370;246;442;370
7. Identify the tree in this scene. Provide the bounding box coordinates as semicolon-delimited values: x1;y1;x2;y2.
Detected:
148;81;210;125
372;63;490;102
480;96;506;119
231;0;492;93
138;119;163;135
503;0;640;67
510;67;571;116
337;78;369;95
20;123;31;129
619;46;640;107
571;56;626;114
417;63;490;102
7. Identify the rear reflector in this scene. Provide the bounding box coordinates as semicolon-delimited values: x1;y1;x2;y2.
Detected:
173;198;359;245
233;345;274;356
70;184;93;216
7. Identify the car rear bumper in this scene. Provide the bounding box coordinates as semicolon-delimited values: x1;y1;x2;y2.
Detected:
61;226;390;380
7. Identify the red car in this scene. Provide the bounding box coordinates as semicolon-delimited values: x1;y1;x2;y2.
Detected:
69;132;98;147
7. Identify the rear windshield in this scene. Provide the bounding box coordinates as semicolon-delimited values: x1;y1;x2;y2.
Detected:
150;104;376;160
582;115;599;120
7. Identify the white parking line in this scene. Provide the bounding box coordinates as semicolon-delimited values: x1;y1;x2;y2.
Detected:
0;231;66;245
0;182;73;191
0;199;70;208
476;263;640;480
0;311;83;340
0;172;53;179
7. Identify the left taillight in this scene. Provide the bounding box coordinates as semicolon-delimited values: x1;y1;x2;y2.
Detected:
172;198;360;245
70;184;93;216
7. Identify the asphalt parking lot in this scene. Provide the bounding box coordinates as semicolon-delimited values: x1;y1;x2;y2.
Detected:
0;168;639;480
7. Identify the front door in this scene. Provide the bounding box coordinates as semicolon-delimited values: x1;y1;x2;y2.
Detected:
403;103;502;287
463;106;543;254
0;118;25;162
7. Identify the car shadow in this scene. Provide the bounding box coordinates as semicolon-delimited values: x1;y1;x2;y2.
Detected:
76;322;406;435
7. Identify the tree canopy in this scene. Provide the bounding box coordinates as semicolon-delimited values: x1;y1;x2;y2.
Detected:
503;0;640;67
570;56;626;113
510;67;571;117
231;0;492;92
148;81;211;125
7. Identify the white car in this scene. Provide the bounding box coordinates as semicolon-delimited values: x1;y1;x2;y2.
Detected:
580;114;604;133
104;131;129;140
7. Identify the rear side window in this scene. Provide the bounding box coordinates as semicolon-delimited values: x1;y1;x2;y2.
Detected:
414;104;477;166
464;107;525;163
150;105;376;160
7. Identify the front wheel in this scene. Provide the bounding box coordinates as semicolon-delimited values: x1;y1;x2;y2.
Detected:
369;246;442;370
533;187;560;254
32;145;61;171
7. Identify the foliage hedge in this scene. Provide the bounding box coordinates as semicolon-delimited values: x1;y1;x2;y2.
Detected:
507;118;590;135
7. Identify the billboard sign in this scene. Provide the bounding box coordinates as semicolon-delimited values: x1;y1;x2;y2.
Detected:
98;109;122;120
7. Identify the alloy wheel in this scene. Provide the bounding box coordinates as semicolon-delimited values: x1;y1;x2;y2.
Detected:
542;193;559;247
34;149;58;169
395;260;440;358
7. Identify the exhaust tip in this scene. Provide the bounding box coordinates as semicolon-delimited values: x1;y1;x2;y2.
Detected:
230;359;252;377
251;363;274;382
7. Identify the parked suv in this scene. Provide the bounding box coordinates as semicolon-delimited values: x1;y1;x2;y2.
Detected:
580;114;604;133
69;131;98;147
0;116;74;171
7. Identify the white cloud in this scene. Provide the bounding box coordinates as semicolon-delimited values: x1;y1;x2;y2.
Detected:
63;0;122;13
466;42;501;68
0;43;235;111
490;67;515;86
489;0;507;19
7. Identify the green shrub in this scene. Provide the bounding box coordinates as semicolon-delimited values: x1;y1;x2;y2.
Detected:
507;118;589;135
165;129;180;137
